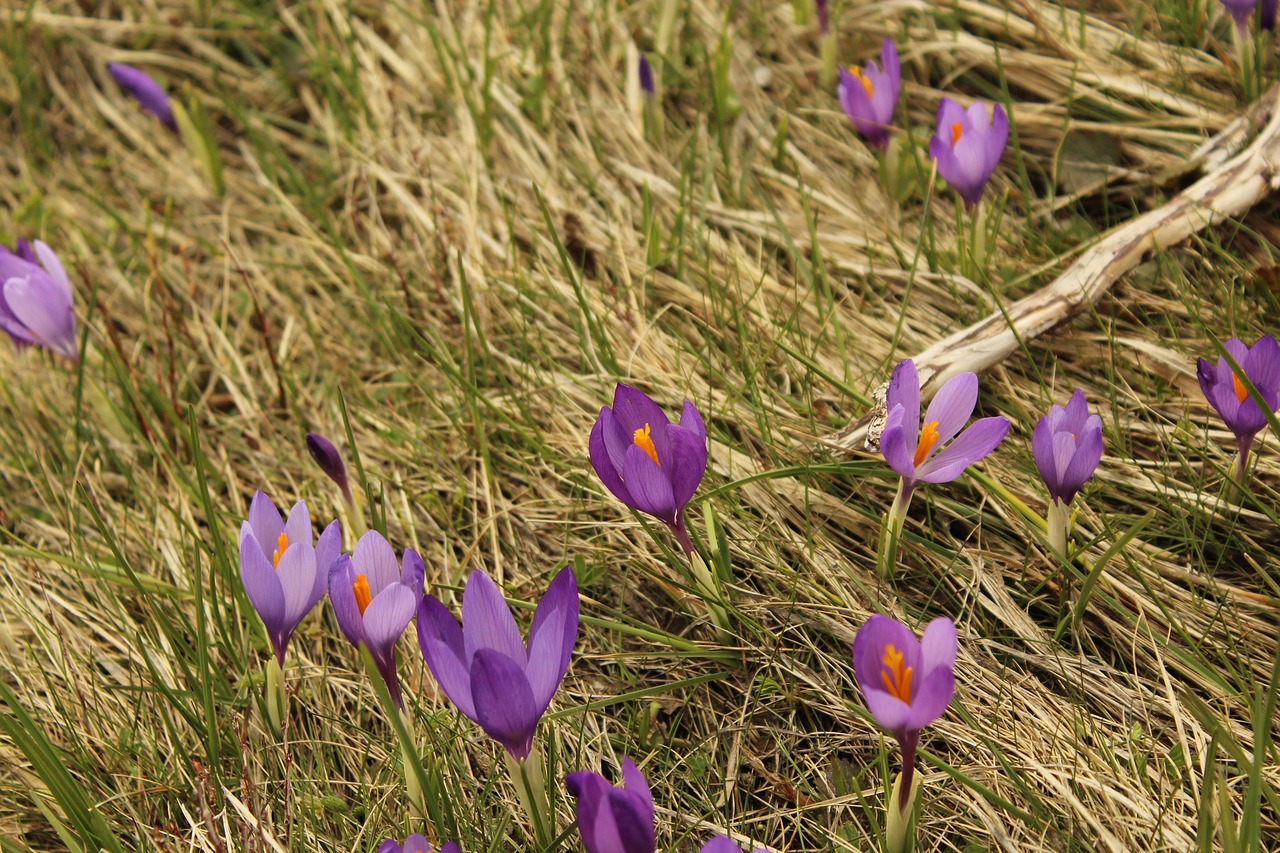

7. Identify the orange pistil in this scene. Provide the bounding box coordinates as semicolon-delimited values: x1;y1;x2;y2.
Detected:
913;419;941;467
854;69;874;96
879;644;914;703
1233;372;1249;403
272;533;288;569
633;423;660;466
951;122;964;144
353;574;372;617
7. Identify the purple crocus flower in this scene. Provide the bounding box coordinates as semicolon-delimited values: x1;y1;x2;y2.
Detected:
1263;0;1277;29
0;239;78;359
853;615;956;809
700;836;769;853
837;39;900;150
1220;0;1260;31
589;384;708;555
239;491;341;665
928;97;1009;208
815;0;830;34
639;54;654;95
417;567;578;761
1197;335;1280;479
107;63;177;131
377;836;461;853
880;359;1010;495
329;530;424;709
306;432;353;504
1032;389;1103;506
565;757;656;853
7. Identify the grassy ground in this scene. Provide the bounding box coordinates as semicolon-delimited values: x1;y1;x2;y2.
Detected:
2;0;1279;850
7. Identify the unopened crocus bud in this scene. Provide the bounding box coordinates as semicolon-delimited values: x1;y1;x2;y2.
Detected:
639;53;654;95
107;63;177;131
306;432;353;505
0;239;78;360
928;97;1009;209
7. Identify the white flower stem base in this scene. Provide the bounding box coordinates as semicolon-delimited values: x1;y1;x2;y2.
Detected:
399;709;426;818
506;748;553;849
885;767;922;853
1046;497;1071;559
878;480;914;580
264;657;286;738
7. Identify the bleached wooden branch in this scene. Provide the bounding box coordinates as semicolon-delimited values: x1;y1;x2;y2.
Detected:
825;83;1280;452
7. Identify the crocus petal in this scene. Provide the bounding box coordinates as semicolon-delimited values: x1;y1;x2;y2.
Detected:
1050;432;1077;488
402;835;434;853
607;788;658;853
566;770;611;851
281;500;312;555
32;241;73;303
666;423;708;509
921;372;979;449
5;276;75;357
352;530;402;597
679;400;707;440
362;583;416;654
248;491;283;558
328;555;366;648
621;443;676;523
986;104;1010;172
378;842;404;853
879;405;915;479
620;756;654;819
417;596;478;720
471;648;539;759
918;617;958;676
905;665;956;730
590;412;636;508
1247;335;1280;389
439;844;462;853
524;566;579;710
701;838;745;853
461;570;527;664
311;519;342;608
913;416;1010;483
611;383;673;462
885;359;921;432
401;548;425;597
862;688;911;734
936;97;968;133
598;406;633;476
274;541;317;626
852;615;920;697
107;62;177;130
240;536;285;635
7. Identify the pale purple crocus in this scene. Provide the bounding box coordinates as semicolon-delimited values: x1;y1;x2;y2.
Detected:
329;530;425;709
306;432;353;505
565;757;656;853
700;836;769;853
417;567;578;761
107;63;177;131
377;836;461;853
239;491;341;665
928;97;1009;208
0;239;78;360
589;384;708;556
853;615;956;810
1033;389;1103;506
837;39;900;150
1197;335;1280;482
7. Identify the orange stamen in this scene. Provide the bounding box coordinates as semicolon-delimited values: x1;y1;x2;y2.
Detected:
1233;372;1249;403
951;122;964;144
633;423;660;466
271;533;288;569
353;574;372;617
879;644;914;703
855;69;874;96
914;420;941;467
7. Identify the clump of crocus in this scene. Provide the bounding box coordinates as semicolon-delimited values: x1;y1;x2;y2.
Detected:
107;63;177;131
328;530;424;710
589;384;708;556
1197;335;1280;484
837;39;900;150
1032;390;1103;555
418;567;578;846
566;757;656;853
0;239;78;360
306;432;354;507
377;836;461;853
700;836;769;853
876;359;1009;577
239;491;340;733
853;615;956;853
928;97;1008;209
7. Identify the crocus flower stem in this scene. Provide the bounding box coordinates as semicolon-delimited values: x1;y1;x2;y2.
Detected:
264;657;286;737
1046;497;1070;558
505;749;554;849
885;759;922;853
877;479;914;579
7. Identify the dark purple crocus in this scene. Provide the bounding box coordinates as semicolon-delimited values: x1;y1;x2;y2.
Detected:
107;63;177;131
1033;389;1103;506
329;530;424;709
853;615;956;809
639;54;654;95
239;491;341;665
1219;0;1260;31
1197;335;1280;480
589;384;708;555
565;757;656;853
417;567;578;761
815;0;830;34
1263;0;1277;29
377;836;460;853
928;97;1009;208
837;38;900;150
306;432;353;505
0;239;78;359
700;836;769;853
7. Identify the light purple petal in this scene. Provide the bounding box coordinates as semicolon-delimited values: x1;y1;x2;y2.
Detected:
1246;335;1280;391
936;97;968;134
666;423;708;509
328;555;366;648
608;788;657;853
351;530;401;597
31;241;72;302
905;666;955;731
402;835;434;853
885;359;921;431
879;404;915;479
471;649;539;759
914;416;1010;483
918;617;957;677
611;384;673;463
679;400;707;440
5;276;76;357
461;570;526;664
621;443;676;523
862;688;911;733
621;756;654;819
566;770;611;850
598;406;632;475
361;583;416;655
700;838;744;853
282;500;312;551
248;491;283;559
107;62;177;130
311;519;341;609
986;104;1010;172
378;841;404;853
853;615;921;696
525;566;579;710
921;372;979;450
417;595;478;720
590;412;636;508
240;536;285;635
401;548;425;596
274;541;318;626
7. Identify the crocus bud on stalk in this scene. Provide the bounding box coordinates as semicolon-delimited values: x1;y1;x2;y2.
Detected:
1032;390;1103;556
589;384;708;557
305;432;354;506
836;39;900;151
107;63;177;131
876;359;1010;577
928;97;1008;210
1263;0;1277;29
566;757;657;853
853;615;957;853
700;836;770;853
377;837;461;853
1197;335;1280;485
0;239;78;360
816;0;837;85
1220;0;1260;32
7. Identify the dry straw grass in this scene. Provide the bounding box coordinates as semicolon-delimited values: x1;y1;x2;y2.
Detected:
1;0;1278;851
